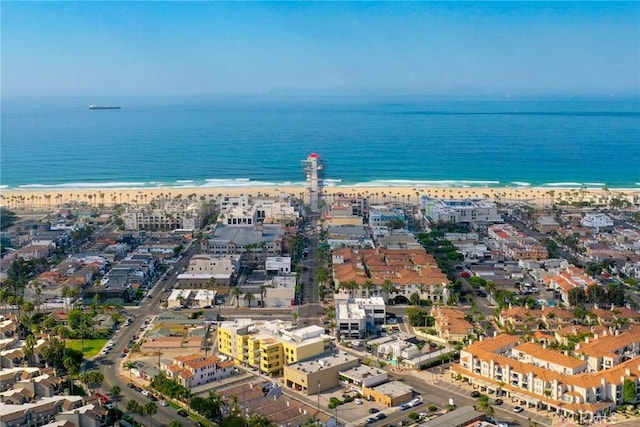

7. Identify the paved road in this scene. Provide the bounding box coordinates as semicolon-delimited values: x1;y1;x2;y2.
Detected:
93;242;199;425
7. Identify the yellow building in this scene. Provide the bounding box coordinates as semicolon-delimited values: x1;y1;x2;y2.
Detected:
363;381;413;407
218;319;334;376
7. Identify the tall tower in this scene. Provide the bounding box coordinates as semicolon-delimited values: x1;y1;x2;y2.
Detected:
302;153;325;213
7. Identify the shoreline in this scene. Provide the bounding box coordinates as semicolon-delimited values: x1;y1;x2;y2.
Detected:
1;185;638;209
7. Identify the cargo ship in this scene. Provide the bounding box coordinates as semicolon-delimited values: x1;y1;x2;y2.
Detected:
89;105;121;110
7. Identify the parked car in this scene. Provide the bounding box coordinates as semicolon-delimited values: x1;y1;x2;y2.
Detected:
177;409;188;417
365;417;376;424
368;408;380;414
494;398;503;405
133;386;143;393
354;398;363;405
375;413;386;421
126;383;135;388
471;391;481;398
514;406;524;413
159;399;168;407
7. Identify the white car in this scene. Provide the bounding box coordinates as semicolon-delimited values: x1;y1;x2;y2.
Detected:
141;390;150;397
354;398;363;405
159;400;168;407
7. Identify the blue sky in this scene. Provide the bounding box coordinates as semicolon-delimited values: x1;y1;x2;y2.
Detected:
2;2;639;96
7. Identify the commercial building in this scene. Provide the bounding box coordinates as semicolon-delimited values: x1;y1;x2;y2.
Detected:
335;297;385;339
362;381;413;407
422;197;502;224
218;320;334;376
283;352;358;395
368;206;406;228
580;213;614;231
205;225;284;256
166;289;216;309
265;257;292;275
338;365;388;391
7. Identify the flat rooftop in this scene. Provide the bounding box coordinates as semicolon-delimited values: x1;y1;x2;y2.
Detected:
287;352;358;374
368;380;413;397
210;225;283;246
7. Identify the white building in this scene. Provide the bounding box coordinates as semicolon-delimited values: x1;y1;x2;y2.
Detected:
422;197;502;224
167;289;216;309
339;364;388;390
162;354;234;388
336;297;386;339
581;213;614;230
265;256;292;274
369;206;406;228
377;338;421;361
187;254;240;278
123;201;209;231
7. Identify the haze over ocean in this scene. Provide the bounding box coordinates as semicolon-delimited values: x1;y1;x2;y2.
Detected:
1;96;639;190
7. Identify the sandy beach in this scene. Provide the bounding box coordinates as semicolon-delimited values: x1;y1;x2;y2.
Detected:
0;185;637;211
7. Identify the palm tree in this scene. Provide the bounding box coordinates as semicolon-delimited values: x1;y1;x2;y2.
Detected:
381;279;395;303
124;361;137;382
244;291;255;308
259;285;268;308
110;385;121;413
63;357;78;394
232;287;242;308
143;401;157;427
127;400;141;425
476;394;494;416
363;280;375;298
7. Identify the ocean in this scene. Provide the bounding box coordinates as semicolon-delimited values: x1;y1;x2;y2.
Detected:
1;96;639;190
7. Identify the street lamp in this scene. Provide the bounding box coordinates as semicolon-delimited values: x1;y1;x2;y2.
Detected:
317;379;321;413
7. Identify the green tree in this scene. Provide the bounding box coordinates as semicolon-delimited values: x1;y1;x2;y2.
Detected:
568;287;587;306
476;394;495;416
409;292;421;306
143;401;158;427
623;379;637;404
244;291;255;308
169;422;183;427
232;287;242;308
127;400;141;425
110;385;121;413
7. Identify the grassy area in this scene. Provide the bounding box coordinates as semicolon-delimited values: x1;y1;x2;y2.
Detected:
66;339;109;358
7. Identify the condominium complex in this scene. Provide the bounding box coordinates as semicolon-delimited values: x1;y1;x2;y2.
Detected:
217;320;334;376
422;197;502;224
332;248;450;304
122;199;212;231
580;213;614;230
453;327;640;423
160;353;234;388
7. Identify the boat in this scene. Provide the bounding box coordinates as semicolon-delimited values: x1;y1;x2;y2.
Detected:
89;105;121;110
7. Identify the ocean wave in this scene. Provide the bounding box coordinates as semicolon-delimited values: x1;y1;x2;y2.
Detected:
349;180;501;188
510;182;532;187
583;183;606;187
15;182;149;190
542;182;584;187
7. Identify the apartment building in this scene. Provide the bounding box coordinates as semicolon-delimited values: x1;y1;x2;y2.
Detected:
453;331;640;423
161;353;234;388
218;320;334;376
335;297;386;339
430;307;474;344
489;224;549;260
422;197;502;224
542;265;598;305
